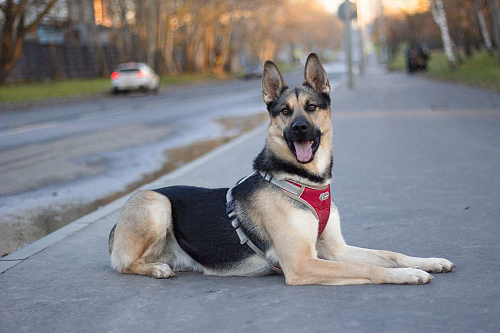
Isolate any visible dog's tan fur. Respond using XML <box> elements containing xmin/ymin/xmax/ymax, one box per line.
<box><xmin>109</xmin><ymin>54</ymin><xmax>454</xmax><ymax>285</ymax></box>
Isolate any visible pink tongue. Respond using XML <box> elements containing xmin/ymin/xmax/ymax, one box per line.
<box><xmin>294</xmin><ymin>141</ymin><xmax>312</xmax><ymax>162</ymax></box>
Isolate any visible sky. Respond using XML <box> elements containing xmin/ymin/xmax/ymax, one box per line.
<box><xmin>321</xmin><ymin>0</ymin><xmax>345</xmax><ymax>13</ymax></box>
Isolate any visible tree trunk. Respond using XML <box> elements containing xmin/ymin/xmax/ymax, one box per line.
<box><xmin>0</xmin><ymin>2</ymin><xmax>17</xmax><ymax>84</ymax></box>
<box><xmin>476</xmin><ymin>0</ymin><xmax>493</xmax><ymax>54</ymax></box>
<box><xmin>487</xmin><ymin>0</ymin><xmax>500</xmax><ymax>63</ymax></box>
<box><xmin>213</xmin><ymin>24</ymin><xmax>234</xmax><ymax>74</ymax></box>
<box><xmin>134</xmin><ymin>0</ymin><xmax>146</xmax><ymax>62</ymax></box>
<box><xmin>0</xmin><ymin>0</ymin><xmax>58</xmax><ymax>84</ymax></box>
<box><xmin>459</xmin><ymin>3</ymin><xmax>473</xmax><ymax>57</ymax></box>
<box><xmin>88</xmin><ymin>4</ymin><xmax>108</xmax><ymax>77</ymax></box>
<box><xmin>154</xmin><ymin>1</ymin><xmax>162</xmax><ymax>72</ymax></box>
<box><xmin>430</xmin><ymin>0</ymin><xmax>457</xmax><ymax>68</ymax></box>
<box><xmin>146</xmin><ymin>0</ymin><xmax>156</xmax><ymax>68</ymax></box>
<box><xmin>204</xmin><ymin>24</ymin><xmax>215</xmax><ymax>71</ymax></box>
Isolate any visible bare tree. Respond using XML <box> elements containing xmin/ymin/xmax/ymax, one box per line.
<box><xmin>476</xmin><ymin>0</ymin><xmax>493</xmax><ymax>54</ymax></box>
<box><xmin>2</xmin><ymin>0</ymin><xmax>345</xmax><ymax>81</ymax></box>
<box><xmin>0</xmin><ymin>0</ymin><xmax>58</xmax><ymax>84</ymax></box>
<box><xmin>430</xmin><ymin>0</ymin><xmax>457</xmax><ymax>68</ymax></box>
<box><xmin>487</xmin><ymin>0</ymin><xmax>500</xmax><ymax>63</ymax></box>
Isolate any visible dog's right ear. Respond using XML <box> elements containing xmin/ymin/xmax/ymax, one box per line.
<box><xmin>262</xmin><ymin>61</ymin><xmax>287</xmax><ymax>105</ymax></box>
<box><xmin>303</xmin><ymin>53</ymin><xmax>330</xmax><ymax>95</ymax></box>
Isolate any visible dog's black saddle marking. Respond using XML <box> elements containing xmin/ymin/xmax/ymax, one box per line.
<box><xmin>153</xmin><ymin>186</ymin><xmax>265</xmax><ymax>270</ymax></box>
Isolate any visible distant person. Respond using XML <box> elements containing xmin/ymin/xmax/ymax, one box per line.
<box><xmin>406</xmin><ymin>43</ymin><xmax>430</xmax><ymax>74</ymax></box>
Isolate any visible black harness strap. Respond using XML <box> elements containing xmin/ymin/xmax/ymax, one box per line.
<box><xmin>225</xmin><ymin>171</ymin><xmax>266</xmax><ymax>257</ymax></box>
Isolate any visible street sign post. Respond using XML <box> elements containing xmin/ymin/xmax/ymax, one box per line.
<box><xmin>338</xmin><ymin>0</ymin><xmax>357</xmax><ymax>90</ymax></box>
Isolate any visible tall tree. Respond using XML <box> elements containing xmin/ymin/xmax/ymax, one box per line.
<box><xmin>0</xmin><ymin>0</ymin><xmax>58</xmax><ymax>84</ymax></box>
<box><xmin>487</xmin><ymin>0</ymin><xmax>500</xmax><ymax>63</ymax></box>
<box><xmin>476</xmin><ymin>0</ymin><xmax>493</xmax><ymax>55</ymax></box>
<box><xmin>430</xmin><ymin>0</ymin><xmax>457</xmax><ymax>68</ymax></box>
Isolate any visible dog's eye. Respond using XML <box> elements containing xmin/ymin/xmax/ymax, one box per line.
<box><xmin>308</xmin><ymin>104</ymin><xmax>317</xmax><ymax>111</ymax></box>
<box><xmin>281</xmin><ymin>108</ymin><xmax>291</xmax><ymax>115</ymax></box>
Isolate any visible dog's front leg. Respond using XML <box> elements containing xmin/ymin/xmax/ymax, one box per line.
<box><xmin>316</xmin><ymin>203</ymin><xmax>455</xmax><ymax>273</ymax></box>
<box><xmin>281</xmin><ymin>257</ymin><xmax>433</xmax><ymax>286</ymax></box>
<box><xmin>270</xmin><ymin>210</ymin><xmax>432</xmax><ymax>286</ymax></box>
<box><xmin>325</xmin><ymin>244</ymin><xmax>455</xmax><ymax>273</ymax></box>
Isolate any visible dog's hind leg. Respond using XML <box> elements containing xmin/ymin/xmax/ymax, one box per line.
<box><xmin>109</xmin><ymin>191</ymin><xmax>175</xmax><ymax>279</ymax></box>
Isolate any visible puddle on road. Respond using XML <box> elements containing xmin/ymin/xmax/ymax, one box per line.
<box><xmin>0</xmin><ymin>113</ymin><xmax>268</xmax><ymax>257</ymax></box>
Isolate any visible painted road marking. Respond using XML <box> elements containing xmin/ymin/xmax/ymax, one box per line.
<box><xmin>0</xmin><ymin>121</ymin><xmax>57</xmax><ymax>137</ymax></box>
<box><xmin>77</xmin><ymin>110</ymin><xmax>132</xmax><ymax>121</ymax></box>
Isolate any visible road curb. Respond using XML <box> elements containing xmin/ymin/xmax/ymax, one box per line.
<box><xmin>0</xmin><ymin>122</ymin><xmax>268</xmax><ymax>273</ymax></box>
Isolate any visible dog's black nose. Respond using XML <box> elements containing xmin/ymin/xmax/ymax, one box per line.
<box><xmin>292</xmin><ymin>120</ymin><xmax>309</xmax><ymax>133</ymax></box>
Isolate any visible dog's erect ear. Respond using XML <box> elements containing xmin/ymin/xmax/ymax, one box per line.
<box><xmin>262</xmin><ymin>61</ymin><xmax>287</xmax><ymax>105</ymax></box>
<box><xmin>303</xmin><ymin>53</ymin><xmax>330</xmax><ymax>95</ymax></box>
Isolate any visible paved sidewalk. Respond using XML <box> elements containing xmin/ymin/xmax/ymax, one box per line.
<box><xmin>1</xmin><ymin>63</ymin><xmax>500</xmax><ymax>332</ymax></box>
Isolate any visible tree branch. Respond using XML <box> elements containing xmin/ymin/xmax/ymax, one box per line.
<box><xmin>16</xmin><ymin>10</ymin><xmax>25</xmax><ymax>42</ymax></box>
<box><xmin>25</xmin><ymin>0</ymin><xmax>58</xmax><ymax>33</ymax></box>
<box><xmin>1</xmin><ymin>0</ymin><xmax>13</xmax><ymax>14</ymax></box>
<box><xmin>13</xmin><ymin>0</ymin><xmax>29</xmax><ymax>19</ymax></box>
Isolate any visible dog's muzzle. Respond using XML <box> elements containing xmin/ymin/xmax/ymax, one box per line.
<box><xmin>284</xmin><ymin>118</ymin><xmax>321</xmax><ymax>164</ymax></box>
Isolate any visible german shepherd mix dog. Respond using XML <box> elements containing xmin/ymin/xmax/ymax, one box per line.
<box><xmin>108</xmin><ymin>54</ymin><xmax>454</xmax><ymax>285</ymax></box>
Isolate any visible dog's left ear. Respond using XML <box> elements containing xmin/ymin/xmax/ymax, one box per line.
<box><xmin>262</xmin><ymin>60</ymin><xmax>287</xmax><ymax>105</ymax></box>
<box><xmin>303</xmin><ymin>53</ymin><xmax>330</xmax><ymax>95</ymax></box>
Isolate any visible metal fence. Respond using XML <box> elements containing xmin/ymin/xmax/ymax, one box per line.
<box><xmin>9</xmin><ymin>42</ymin><xmax>120</xmax><ymax>82</ymax></box>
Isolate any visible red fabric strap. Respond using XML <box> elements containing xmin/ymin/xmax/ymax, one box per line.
<box><xmin>284</xmin><ymin>181</ymin><xmax>331</xmax><ymax>237</ymax></box>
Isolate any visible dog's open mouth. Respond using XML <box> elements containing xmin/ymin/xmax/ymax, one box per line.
<box><xmin>288</xmin><ymin>133</ymin><xmax>321</xmax><ymax>164</ymax></box>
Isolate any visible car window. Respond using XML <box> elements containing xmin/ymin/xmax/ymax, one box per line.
<box><xmin>119</xmin><ymin>68</ymin><xmax>140</xmax><ymax>72</ymax></box>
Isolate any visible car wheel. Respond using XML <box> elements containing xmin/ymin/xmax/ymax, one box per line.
<box><xmin>112</xmin><ymin>87</ymin><xmax>120</xmax><ymax>95</ymax></box>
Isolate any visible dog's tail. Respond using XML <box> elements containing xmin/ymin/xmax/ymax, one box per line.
<box><xmin>108</xmin><ymin>224</ymin><xmax>117</xmax><ymax>254</ymax></box>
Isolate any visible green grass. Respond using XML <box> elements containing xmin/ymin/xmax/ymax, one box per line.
<box><xmin>0</xmin><ymin>73</ymin><xmax>223</xmax><ymax>104</ymax></box>
<box><xmin>0</xmin><ymin>78</ymin><xmax>111</xmax><ymax>103</ymax></box>
<box><xmin>388</xmin><ymin>52</ymin><xmax>406</xmax><ymax>71</ymax></box>
<box><xmin>388</xmin><ymin>50</ymin><xmax>500</xmax><ymax>93</ymax></box>
<box><xmin>427</xmin><ymin>52</ymin><xmax>500</xmax><ymax>92</ymax></box>
<box><xmin>274</xmin><ymin>61</ymin><xmax>301</xmax><ymax>73</ymax></box>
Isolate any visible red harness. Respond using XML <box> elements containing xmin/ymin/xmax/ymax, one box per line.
<box><xmin>281</xmin><ymin>180</ymin><xmax>331</xmax><ymax>237</ymax></box>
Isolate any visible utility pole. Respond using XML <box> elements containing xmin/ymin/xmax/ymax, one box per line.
<box><xmin>357</xmin><ymin>21</ymin><xmax>365</xmax><ymax>76</ymax></box>
<box><xmin>338</xmin><ymin>0</ymin><xmax>357</xmax><ymax>90</ymax></box>
<box><xmin>356</xmin><ymin>0</ymin><xmax>365</xmax><ymax>76</ymax></box>
<box><xmin>345</xmin><ymin>18</ymin><xmax>354</xmax><ymax>89</ymax></box>
<box><xmin>377</xmin><ymin>0</ymin><xmax>389</xmax><ymax>63</ymax></box>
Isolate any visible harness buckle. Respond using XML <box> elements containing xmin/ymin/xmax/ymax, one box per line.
<box><xmin>231</xmin><ymin>219</ymin><xmax>240</xmax><ymax>229</ymax></box>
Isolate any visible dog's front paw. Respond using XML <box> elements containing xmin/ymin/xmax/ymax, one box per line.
<box><xmin>414</xmin><ymin>258</ymin><xmax>455</xmax><ymax>273</ymax></box>
<box><xmin>151</xmin><ymin>264</ymin><xmax>175</xmax><ymax>279</ymax></box>
<box><xmin>391</xmin><ymin>268</ymin><xmax>433</xmax><ymax>285</ymax></box>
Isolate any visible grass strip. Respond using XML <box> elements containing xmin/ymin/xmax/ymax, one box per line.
<box><xmin>389</xmin><ymin>50</ymin><xmax>500</xmax><ymax>93</ymax></box>
<box><xmin>0</xmin><ymin>73</ymin><xmax>219</xmax><ymax>104</ymax></box>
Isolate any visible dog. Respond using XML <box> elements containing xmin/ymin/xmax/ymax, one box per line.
<box><xmin>108</xmin><ymin>53</ymin><xmax>454</xmax><ymax>285</ymax></box>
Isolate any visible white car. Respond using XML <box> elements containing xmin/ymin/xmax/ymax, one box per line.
<box><xmin>111</xmin><ymin>62</ymin><xmax>160</xmax><ymax>94</ymax></box>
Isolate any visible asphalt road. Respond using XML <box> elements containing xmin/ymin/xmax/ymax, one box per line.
<box><xmin>0</xmin><ymin>64</ymin><xmax>346</xmax><ymax>256</ymax></box>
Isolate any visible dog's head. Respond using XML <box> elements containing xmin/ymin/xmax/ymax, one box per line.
<box><xmin>262</xmin><ymin>53</ymin><xmax>332</xmax><ymax>174</ymax></box>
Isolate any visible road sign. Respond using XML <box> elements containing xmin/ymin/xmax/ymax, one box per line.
<box><xmin>338</xmin><ymin>0</ymin><xmax>357</xmax><ymax>21</ymax></box>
